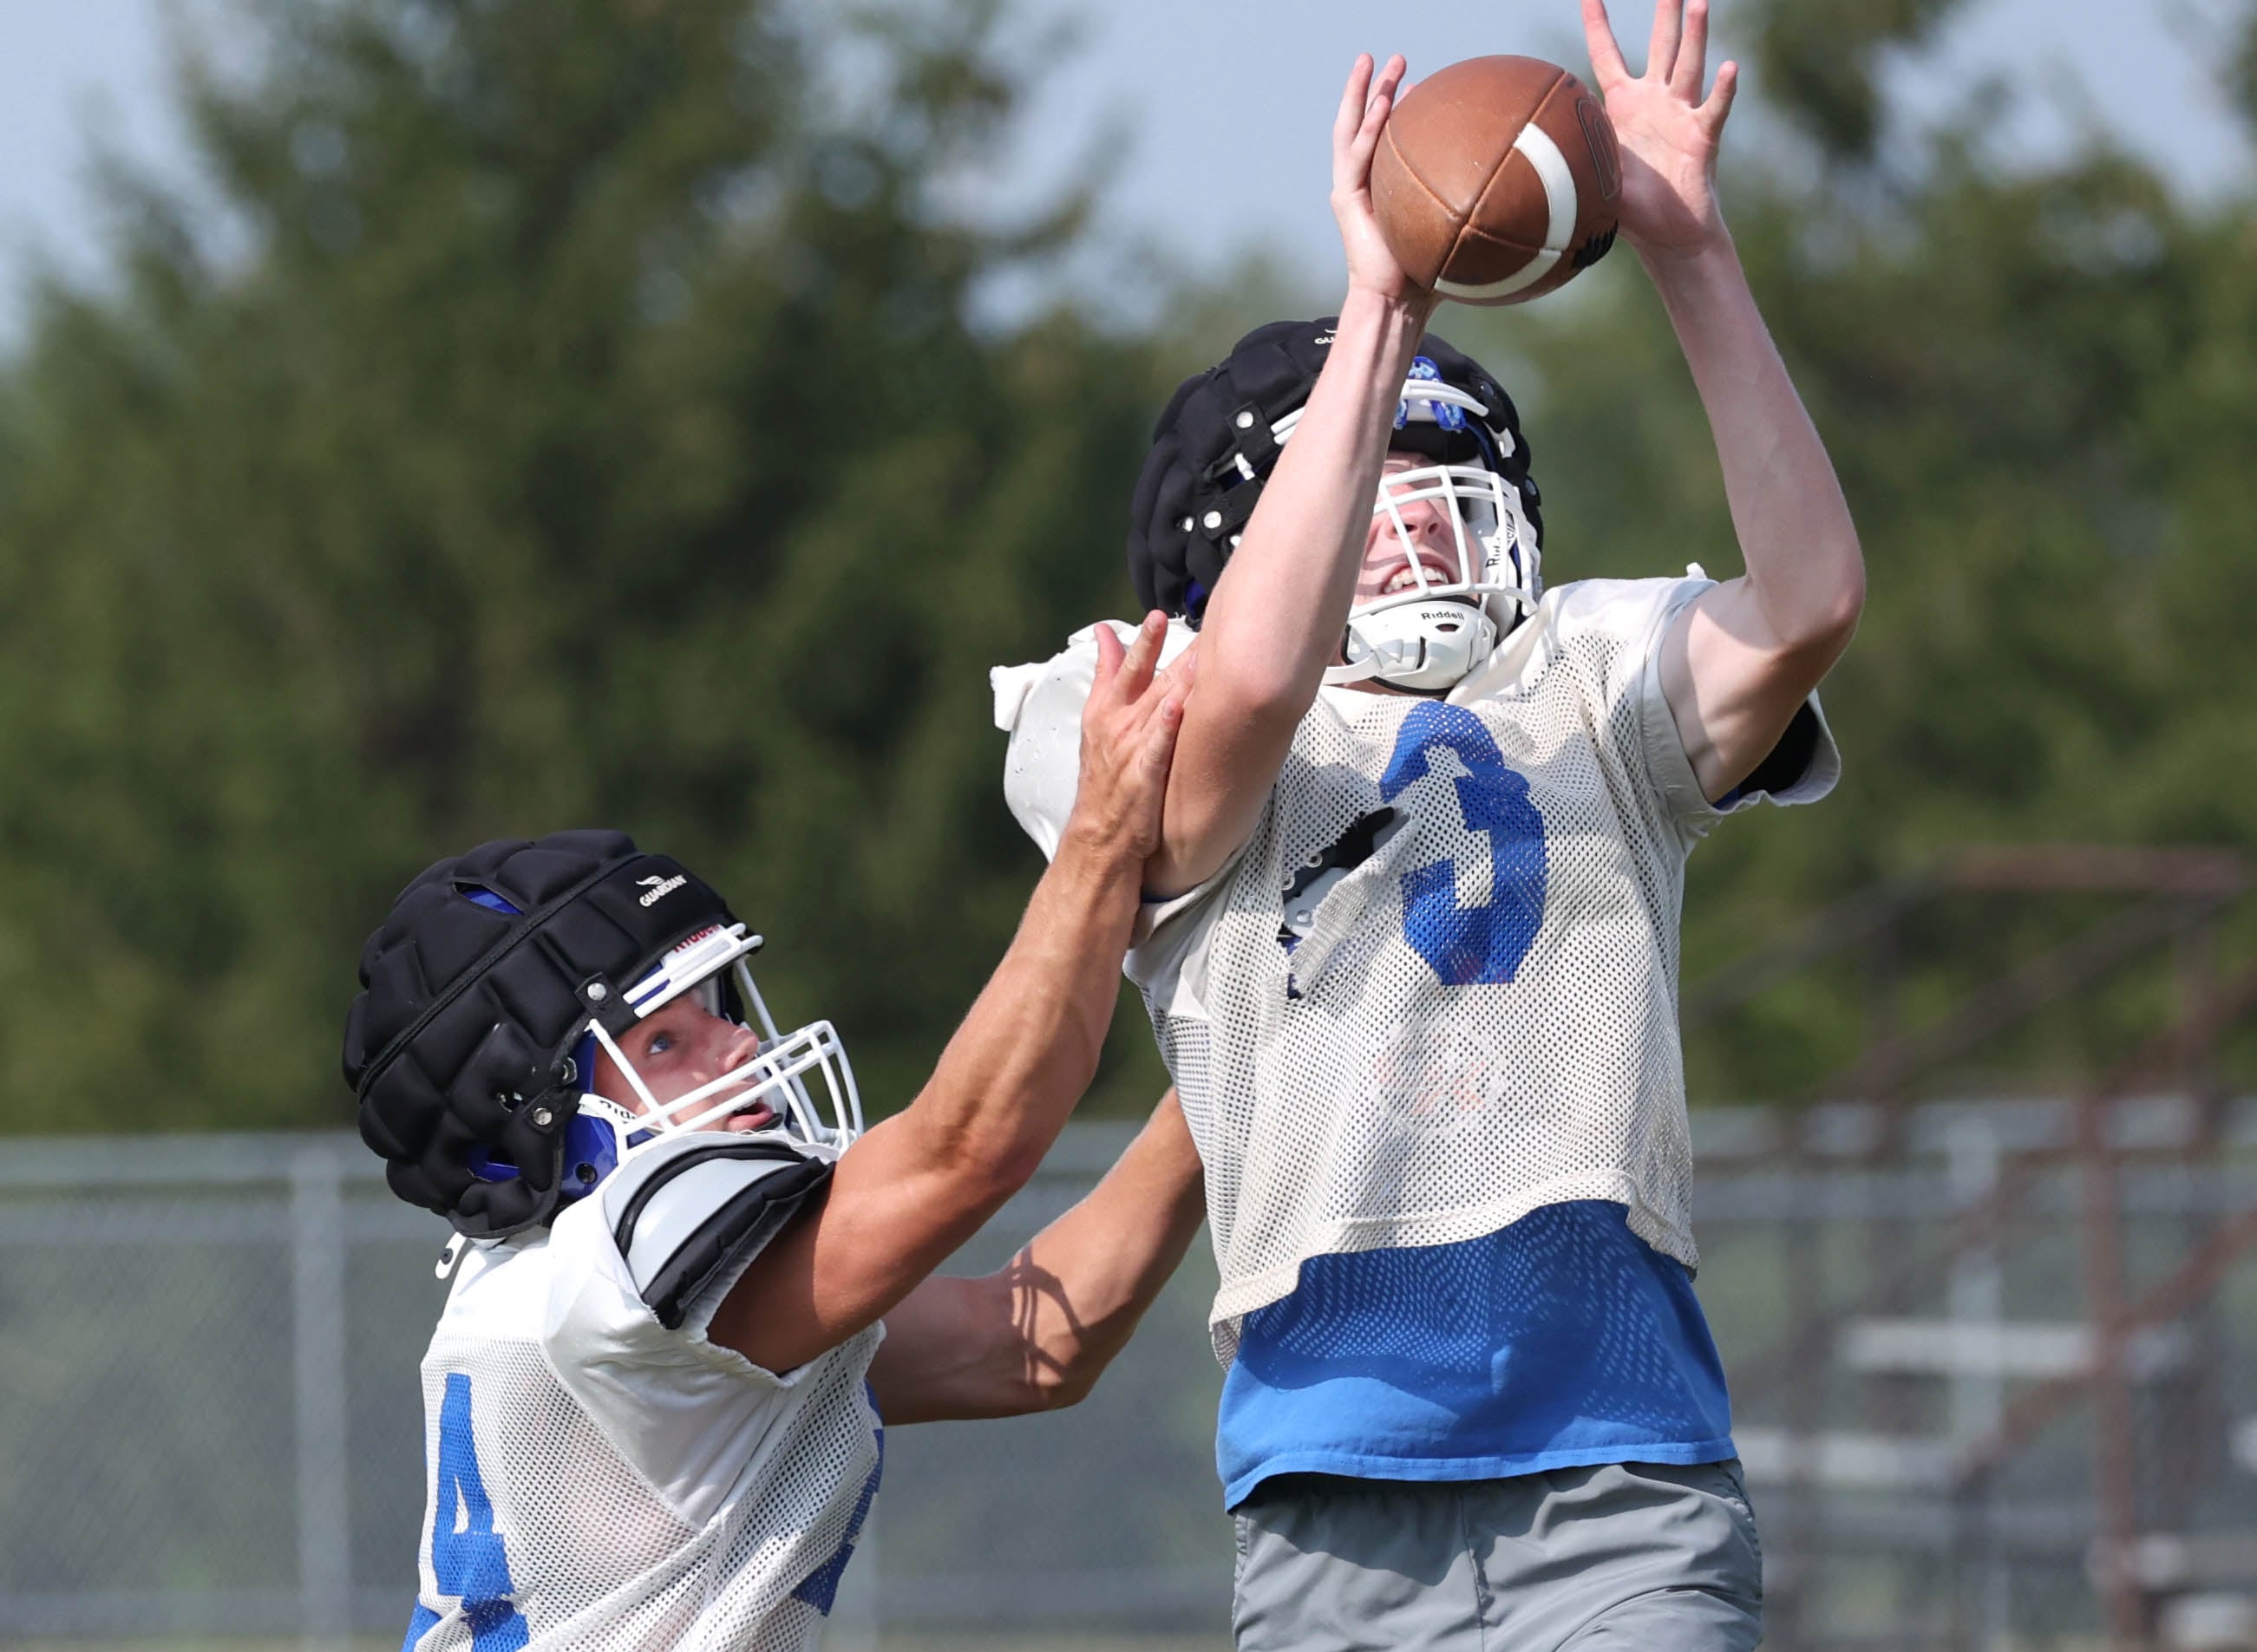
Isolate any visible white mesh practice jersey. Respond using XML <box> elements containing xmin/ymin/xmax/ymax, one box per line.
<box><xmin>397</xmin><ymin>1188</ymin><xmax>884</xmax><ymax>1652</ymax></box>
<box><xmin>994</xmin><ymin>577</ymin><xmax>1838</xmax><ymax>1361</ymax></box>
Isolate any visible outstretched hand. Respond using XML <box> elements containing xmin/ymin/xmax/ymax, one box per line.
<box><xmin>1330</xmin><ymin>53</ymin><xmax>1432</xmax><ymax>309</ymax></box>
<box><xmin>1581</xmin><ymin>0</ymin><xmax>1738</xmax><ymax>260</ymax></box>
<box><xmin>1070</xmin><ymin>615</ymin><xmax>1194</xmax><ymax>866</ymax></box>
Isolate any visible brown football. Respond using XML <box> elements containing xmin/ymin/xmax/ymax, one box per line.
<box><xmin>1371</xmin><ymin>55</ymin><xmax>1624</xmax><ymax>307</ymax></box>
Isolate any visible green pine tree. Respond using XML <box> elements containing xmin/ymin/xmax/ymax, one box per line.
<box><xmin>0</xmin><ymin>0</ymin><xmax>1173</xmax><ymax>1133</ymax></box>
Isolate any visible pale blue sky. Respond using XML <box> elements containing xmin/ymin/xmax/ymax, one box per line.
<box><xmin>0</xmin><ymin>0</ymin><xmax>2244</xmax><ymax>322</ymax></box>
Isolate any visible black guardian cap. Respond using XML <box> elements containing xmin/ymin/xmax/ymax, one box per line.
<box><xmin>343</xmin><ymin>830</ymin><xmax>742</xmax><ymax>1237</ymax></box>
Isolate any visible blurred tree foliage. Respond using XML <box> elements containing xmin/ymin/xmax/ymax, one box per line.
<box><xmin>0</xmin><ymin>0</ymin><xmax>2253</xmax><ymax>1134</ymax></box>
<box><xmin>1736</xmin><ymin>0</ymin><xmax>1960</xmax><ymax>160</ymax></box>
<box><xmin>0</xmin><ymin>0</ymin><xmax>1177</xmax><ymax>1130</ymax></box>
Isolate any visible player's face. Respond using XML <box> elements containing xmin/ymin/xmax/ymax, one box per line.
<box><xmin>591</xmin><ymin>995</ymin><xmax>779</xmax><ymax>1133</ymax></box>
<box><xmin>1355</xmin><ymin>450</ymin><xmax>1476</xmax><ymax>605</ymax></box>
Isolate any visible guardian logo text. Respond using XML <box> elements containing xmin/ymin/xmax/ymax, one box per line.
<box><xmin>637</xmin><ymin>874</ymin><xmax>688</xmax><ymax>908</ymax></box>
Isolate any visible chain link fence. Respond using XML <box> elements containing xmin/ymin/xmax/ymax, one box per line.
<box><xmin>5</xmin><ymin>1101</ymin><xmax>2255</xmax><ymax>1649</ymax></box>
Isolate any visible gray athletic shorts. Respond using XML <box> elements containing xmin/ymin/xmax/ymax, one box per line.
<box><xmin>1230</xmin><ymin>1459</ymin><xmax>1763</xmax><ymax>1652</ymax></box>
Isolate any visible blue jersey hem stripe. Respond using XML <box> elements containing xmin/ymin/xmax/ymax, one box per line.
<box><xmin>1222</xmin><ymin>1434</ymin><xmax>1740</xmax><ymax>1511</ymax></box>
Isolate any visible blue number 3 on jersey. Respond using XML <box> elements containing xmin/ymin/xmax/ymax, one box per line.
<box><xmin>403</xmin><ymin>1374</ymin><xmax>531</xmax><ymax>1652</ymax></box>
<box><xmin>1379</xmin><ymin>702</ymin><xmax>1548</xmax><ymax>988</ymax></box>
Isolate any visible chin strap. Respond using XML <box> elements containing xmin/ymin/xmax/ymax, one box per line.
<box><xmin>1331</xmin><ymin>604</ymin><xmax>1500</xmax><ymax>694</ymax></box>
<box><xmin>1322</xmin><ymin>650</ymin><xmax>1384</xmax><ymax>687</ymax></box>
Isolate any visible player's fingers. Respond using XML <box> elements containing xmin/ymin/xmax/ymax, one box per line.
<box><xmin>1580</xmin><ymin>0</ymin><xmax>1632</xmax><ymax>88</ymax></box>
<box><xmin>1160</xmin><ymin>638</ymin><xmax>1200</xmax><ymax>699</ymax></box>
<box><xmin>1344</xmin><ymin>56</ymin><xmax>1403</xmax><ymax>177</ymax></box>
<box><xmin>1116</xmin><ymin>611</ymin><xmax>1167</xmax><ymax>701</ymax></box>
<box><xmin>1123</xmin><ymin>662</ymin><xmax>1192</xmax><ymax>756</ymax></box>
<box><xmin>1370</xmin><ymin>55</ymin><xmax>1408</xmax><ymax>115</ymax></box>
<box><xmin>1332</xmin><ymin>53</ymin><xmax>1375</xmax><ymax>162</ymax></box>
<box><xmin>1350</xmin><ymin>87</ymin><xmax>1392</xmax><ymax>173</ymax></box>
<box><xmin>1134</xmin><ymin>643</ymin><xmax>1198</xmax><ymax>740</ymax></box>
<box><xmin>1647</xmin><ymin>0</ymin><xmax>1684</xmax><ymax>83</ymax></box>
<box><xmin>1671</xmin><ymin>0</ymin><xmax>1710</xmax><ymax>99</ymax></box>
<box><xmin>1699</xmin><ymin>58</ymin><xmax>1739</xmax><ymax>136</ymax></box>
<box><xmin>1136</xmin><ymin>689</ymin><xmax>1187</xmax><ymax>784</ymax></box>
<box><xmin>1090</xmin><ymin>618</ymin><xmax>1126</xmax><ymax>701</ymax></box>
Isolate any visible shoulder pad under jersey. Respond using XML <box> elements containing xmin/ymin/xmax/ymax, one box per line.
<box><xmin>597</xmin><ymin>1133</ymin><xmax>836</xmax><ymax>1330</ymax></box>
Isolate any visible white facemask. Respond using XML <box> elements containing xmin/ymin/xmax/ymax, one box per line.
<box><xmin>581</xmin><ymin>924</ymin><xmax>863</xmax><ymax>1155</ymax></box>
<box><xmin>1262</xmin><ymin>375</ymin><xmax>1542</xmax><ymax>694</ymax></box>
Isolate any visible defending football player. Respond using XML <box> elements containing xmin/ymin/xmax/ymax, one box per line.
<box><xmin>992</xmin><ymin>10</ymin><xmax>1862</xmax><ymax>1649</ymax></box>
<box><xmin>348</xmin><ymin>617</ymin><xmax>1208</xmax><ymax>1650</ymax></box>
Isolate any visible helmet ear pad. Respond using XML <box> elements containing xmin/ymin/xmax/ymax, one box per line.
<box><xmin>363</xmin><ymin>967</ymin><xmax>582</xmax><ymax>1238</ymax></box>
<box><xmin>455</xmin><ymin>1016</ymin><xmax>572</xmax><ymax>1224</ymax></box>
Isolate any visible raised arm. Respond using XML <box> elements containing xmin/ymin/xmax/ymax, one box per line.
<box><xmin>1146</xmin><ymin>55</ymin><xmax>1439</xmax><ymax>898</ymax></box>
<box><xmin>867</xmin><ymin>1089</ymin><xmax>1207</xmax><ymax>1423</ymax></box>
<box><xmin>1585</xmin><ymin>0</ymin><xmax>1865</xmax><ymax>800</ymax></box>
<box><xmin>705</xmin><ymin>617</ymin><xmax>1190</xmax><ymax>1374</ymax></box>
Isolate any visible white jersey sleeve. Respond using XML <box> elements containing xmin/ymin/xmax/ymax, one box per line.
<box><xmin>540</xmin><ymin>1139</ymin><xmax>850</xmax><ymax>1530</ymax></box>
<box><xmin>992</xmin><ymin>616</ymin><xmax>1226</xmax><ymax>1004</ymax></box>
<box><xmin>1463</xmin><ymin>573</ymin><xmax>1841</xmax><ymax>835</ymax></box>
<box><xmin>991</xmin><ymin>617</ymin><xmax>1199</xmax><ymax>861</ymax></box>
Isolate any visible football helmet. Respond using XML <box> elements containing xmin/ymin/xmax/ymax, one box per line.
<box><xmin>344</xmin><ymin>831</ymin><xmax>860</xmax><ymax>1238</ymax></box>
<box><xmin>1128</xmin><ymin>318</ymin><xmax>1543</xmax><ymax>693</ymax></box>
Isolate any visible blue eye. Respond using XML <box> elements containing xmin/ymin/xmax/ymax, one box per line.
<box><xmin>645</xmin><ymin>1031</ymin><xmax>673</xmax><ymax>1058</ymax></box>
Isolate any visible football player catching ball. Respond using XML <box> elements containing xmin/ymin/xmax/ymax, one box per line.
<box><xmin>994</xmin><ymin>4</ymin><xmax>1862</xmax><ymax>1647</ymax></box>
<box><xmin>349</xmin><ymin>618</ymin><xmax>1207</xmax><ymax>1650</ymax></box>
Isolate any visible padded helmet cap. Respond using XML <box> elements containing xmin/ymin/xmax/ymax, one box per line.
<box><xmin>343</xmin><ymin>830</ymin><xmax>741</xmax><ymax>1237</ymax></box>
<box><xmin>1127</xmin><ymin>317</ymin><xmax>1541</xmax><ymax>622</ymax></box>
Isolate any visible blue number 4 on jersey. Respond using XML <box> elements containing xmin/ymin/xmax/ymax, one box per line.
<box><xmin>402</xmin><ymin>1374</ymin><xmax>531</xmax><ymax>1652</ymax></box>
